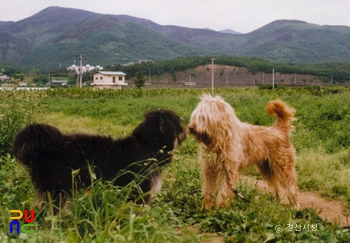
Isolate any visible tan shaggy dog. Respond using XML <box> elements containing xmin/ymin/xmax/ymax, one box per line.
<box><xmin>188</xmin><ymin>94</ymin><xmax>300</xmax><ymax>210</ymax></box>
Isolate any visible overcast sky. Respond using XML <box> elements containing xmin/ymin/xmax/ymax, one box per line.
<box><xmin>2</xmin><ymin>0</ymin><xmax>350</xmax><ymax>33</ymax></box>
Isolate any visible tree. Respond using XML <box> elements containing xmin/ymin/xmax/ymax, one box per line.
<box><xmin>28</xmin><ymin>67</ymin><xmax>38</xmax><ymax>79</ymax></box>
<box><xmin>33</xmin><ymin>74</ymin><xmax>49</xmax><ymax>85</ymax></box>
<box><xmin>133</xmin><ymin>70</ymin><xmax>147</xmax><ymax>89</ymax></box>
<box><xmin>10</xmin><ymin>72</ymin><xmax>25</xmax><ymax>84</ymax></box>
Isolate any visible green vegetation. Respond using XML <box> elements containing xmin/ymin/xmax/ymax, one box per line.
<box><xmin>105</xmin><ymin>56</ymin><xmax>350</xmax><ymax>83</ymax></box>
<box><xmin>0</xmin><ymin>64</ymin><xmax>26</xmax><ymax>84</ymax></box>
<box><xmin>18</xmin><ymin>19</ymin><xmax>216</xmax><ymax>71</ymax></box>
<box><xmin>0</xmin><ymin>90</ymin><xmax>46</xmax><ymax>154</ymax></box>
<box><xmin>239</xmin><ymin>20</ymin><xmax>350</xmax><ymax>63</ymax></box>
<box><xmin>133</xmin><ymin>70</ymin><xmax>147</xmax><ymax>89</ymax></box>
<box><xmin>2</xmin><ymin>56</ymin><xmax>350</xmax><ymax>87</ymax></box>
<box><xmin>1</xmin><ymin>87</ymin><xmax>350</xmax><ymax>242</ymax></box>
<box><xmin>3</xmin><ymin>7</ymin><xmax>350</xmax><ymax>70</ymax></box>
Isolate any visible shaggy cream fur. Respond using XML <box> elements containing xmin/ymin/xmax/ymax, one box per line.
<box><xmin>188</xmin><ymin>94</ymin><xmax>299</xmax><ymax>210</ymax></box>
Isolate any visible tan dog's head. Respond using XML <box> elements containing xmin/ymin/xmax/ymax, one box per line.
<box><xmin>188</xmin><ymin>94</ymin><xmax>241</xmax><ymax>147</ymax></box>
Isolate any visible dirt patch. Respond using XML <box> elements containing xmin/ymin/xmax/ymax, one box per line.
<box><xmin>146</xmin><ymin>65</ymin><xmax>350</xmax><ymax>87</ymax></box>
<box><xmin>194</xmin><ymin>176</ymin><xmax>350</xmax><ymax>242</ymax></box>
<box><xmin>241</xmin><ymin>176</ymin><xmax>350</xmax><ymax>227</ymax></box>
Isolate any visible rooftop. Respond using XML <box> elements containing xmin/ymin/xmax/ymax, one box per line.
<box><xmin>98</xmin><ymin>71</ymin><xmax>126</xmax><ymax>76</ymax></box>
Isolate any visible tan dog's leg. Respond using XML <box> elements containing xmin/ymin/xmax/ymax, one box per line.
<box><xmin>200</xmin><ymin>153</ymin><xmax>218</xmax><ymax>210</ymax></box>
<box><xmin>272</xmin><ymin>153</ymin><xmax>300</xmax><ymax>209</ymax></box>
<box><xmin>257</xmin><ymin>160</ymin><xmax>282</xmax><ymax>201</ymax></box>
<box><xmin>216</xmin><ymin>157</ymin><xmax>239</xmax><ymax>208</ymax></box>
<box><xmin>279</xmin><ymin>168</ymin><xmax>300</xmax><ymax>210</ymax></box>
<box><xmin>258</xmin><ymin>159</ymin><xmax>300</xmax><ymax>209</ymax></box>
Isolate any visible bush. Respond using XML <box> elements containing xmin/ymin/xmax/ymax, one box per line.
<box><xmin>258</xmin><ymin>84</ymin><xmax>283</xmax><ymax>90</ymax></box>
<box><xmin>0</xmin><ymin>90</ymin><xmax>46</xmax><ymax>155</ymax></box>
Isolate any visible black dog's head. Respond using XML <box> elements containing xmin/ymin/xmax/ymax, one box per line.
<box><xmin>132</xmin><ymin>109</ymin><xmax>186</xmax><ymax>151</ymax></box>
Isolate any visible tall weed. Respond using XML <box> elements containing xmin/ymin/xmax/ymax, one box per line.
<box><xmin>0</xmin><ymin>90</ymin><xmax>46</xmax><ymax>155</ymax></box>
<box><xmin>0</xmin><ymin>155</ymin><xmax>198</xmax><ymax>242</ymax></box>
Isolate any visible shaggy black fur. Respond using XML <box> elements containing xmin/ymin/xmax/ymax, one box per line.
<box><xmin>13</xmin><ymin>109</ymin><xmax>186</xmax><ymax>208</ymax></box>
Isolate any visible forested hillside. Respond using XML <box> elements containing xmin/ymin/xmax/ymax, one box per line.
<box><xmin>1</xmin><ymin>7</ymin><xmax>350</xmax><ymax>71</ymax></box>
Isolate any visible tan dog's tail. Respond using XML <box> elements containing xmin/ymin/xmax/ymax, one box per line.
<box><xmin>265</xmin><ymin>99</ymin><xmax>296</xmax><ymax>135</ymax></box>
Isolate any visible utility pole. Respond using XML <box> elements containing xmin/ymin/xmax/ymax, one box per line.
<box><xmin>211</xmin><ymin>58</ymin><xmax>215</xmax><ymax>95</ymax></box>
<box><xmin>331</xmin><ymin>73</ymin><xmax>333</xmax><ymax>85</ymax></box>
<box><xmin>272</xmin><ymin>68</ymin><xmax>275</xmax><ymax>90</ymax></box>
<box><xmin>262</xmin><ymin>72</ymin><xmax>265</xmax><ymax>84</ymax></box>
<box><xmin>149</xmin><ymin>69</ymin><xmax>151</xmax><ymax>84</ymax></box>
<box><xmin>77</xmin><ymin>54</ymin><xmax>85</xmax><ymax>88</ymax></box>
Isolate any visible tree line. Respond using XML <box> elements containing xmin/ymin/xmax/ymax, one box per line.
<box><xmin>104</xmin><ymin>56</ymin><xmax>350</xmax><ymax>83</ymax></box>
<box><xmin>1</xmin><ymin>56</ymin><xmax>350</xmax><ymax>85</ymax></box>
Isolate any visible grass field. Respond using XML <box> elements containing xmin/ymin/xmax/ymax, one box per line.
<box><xmin>0</xmin><ymin>86</ymin><xmax>350</xmax><ymax>242</ymax></box>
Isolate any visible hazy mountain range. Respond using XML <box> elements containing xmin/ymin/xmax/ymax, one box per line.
<box><xmin>1</xmin><ymin>6</ymin><xmax>350</xmax><ymax>71</ymax></box>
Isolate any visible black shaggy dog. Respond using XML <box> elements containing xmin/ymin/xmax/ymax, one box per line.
<box><xmin>13</xmin><ymin>109</ymin><xmax>186</xmax><ymax>209</ymax></box>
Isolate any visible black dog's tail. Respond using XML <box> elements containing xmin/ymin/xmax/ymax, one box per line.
<box><xmin>13</xmin><ymin>124</ymin><xmax>63</xmax><ymax>167</ymax></box>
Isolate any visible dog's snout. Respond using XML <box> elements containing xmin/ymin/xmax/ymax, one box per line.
<box><xmin>188</xmin><ymin>122</ymin><xmax>196</xmax><ymax>133</ymax></box>
<box><xmin>179</xmin><ymin>131</ymin><xmax>187</xmax><ymax>142</ymax></box>
<box><xmin>188</xmin><ymin>126</ymin><xmax>195</xmax><ymax>134</ymax></box>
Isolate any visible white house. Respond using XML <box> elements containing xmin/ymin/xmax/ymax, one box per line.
<box><xmin>92</xmin><ymin>71</ymin><xmax>128</xmax><ymax>90</ymax></box>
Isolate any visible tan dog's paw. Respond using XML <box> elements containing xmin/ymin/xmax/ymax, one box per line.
<box><xmin>202</xmin><ymin>195</ymin><xmax>214</xmax><ymax>210</ymax></box>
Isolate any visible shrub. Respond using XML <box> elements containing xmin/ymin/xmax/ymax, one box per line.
<box><xmin>0</xmin><ymin>90</ymin><xmax>46</xmax><ymax>155</ymax></box>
